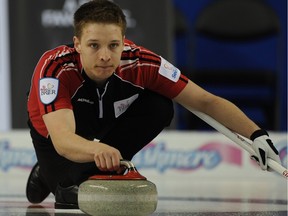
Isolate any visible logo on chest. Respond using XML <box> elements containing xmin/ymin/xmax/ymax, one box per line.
<box><xmin>114</xmin><ymin>94</ymin><xmax>139</xmax><ymax>118</ymax></box>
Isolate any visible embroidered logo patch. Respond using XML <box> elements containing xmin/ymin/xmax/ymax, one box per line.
<box><xmin>114</xmin><ymin>94</ymin><xmax>139</xmax><ymax>118</ymax></box>
<box><xmin>159</xmin><ymin>56</ymin><xmax>180</xmax><ymax>82</ymax></box>
<box><xmin>39</xmin><ymin>78</ymin><xmax>59</xmax><ymax>104</ymax></box>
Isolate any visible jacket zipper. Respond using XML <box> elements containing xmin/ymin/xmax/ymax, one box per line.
<box><xmin>96</xmin><ymin>82</ymin><xmax>109</xmax><ymax>118</ymax></box>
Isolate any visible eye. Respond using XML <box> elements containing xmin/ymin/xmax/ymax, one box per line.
<box><xmin>90</xmin><ymin>43</ymin><xmax>99</xmax><ymax>49</ymax></box>
<box><xmin>109</xmin><ymin>43</ymin><xmax>119</xmax><ymax>49</ymax></box>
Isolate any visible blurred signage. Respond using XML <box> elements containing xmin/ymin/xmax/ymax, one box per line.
<box><xmin>0</xmin><ymin>130</ymin><xmax>286</xmax><ymax>195</ymax></box>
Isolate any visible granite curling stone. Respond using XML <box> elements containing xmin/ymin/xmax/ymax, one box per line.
<box><xmin>78</xmin><ymin>160</ymin><xmax>158</xmax><ymax>216</ymax></box>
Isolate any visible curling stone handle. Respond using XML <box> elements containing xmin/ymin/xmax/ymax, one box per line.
<box><xmin>120</xmin><ymin>159</ymin><xmax>136</xmax><ymax>170</ymax></box>
<box><xmin>119</xmin><ymin>159</ymin><xmax>147</xmax><ymax>179</ymax></box>
<box><xmin>88</xmin><ymin>159</ymin><xmax>146</xmax><ymax>180</ymax></box>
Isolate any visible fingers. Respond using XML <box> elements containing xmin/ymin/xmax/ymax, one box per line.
<box><xmin>95</xmin><ymin>153</ymin><xmax>121</xmax><ymax>171</ymax></box>
<box><xmin>252</xmin><ymin>147</ymin><xmax>268</xmax><ymax>170</ymax></box>
<box><xmin>252</xmin><ymin>136</ymin><xmax>269</xmax><ymax>170</ymax></box>
<box><xmin>251</xmin><ymin>155</ymin><xmax>259</xmax><ymax>164</ymax></box>
<box><xmin>94</xmin><ymin>145</ymin><xmax>123</xmax><ymax>172</ymax></box>
<box><xmin>266</xmin><ymin>139</ymin><xmax>279</xmax><ymax>155</ymax></box>
<box><xmin>258</xmin><ymin>148</ymin><xmax>267</xmax><ymax>170</ymax></box>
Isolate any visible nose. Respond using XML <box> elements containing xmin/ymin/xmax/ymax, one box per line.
<box><xmin>99</xmin><ymin>47</ymin><xmax>111</xmax><ymax>62</ymax></box>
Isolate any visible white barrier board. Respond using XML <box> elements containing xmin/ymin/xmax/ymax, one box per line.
<box><xmin>0</xmin><ymin>130</ymin><xmax>287</xmax><ymax>196</ymax></box>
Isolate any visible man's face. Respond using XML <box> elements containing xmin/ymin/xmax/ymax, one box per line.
<box><xmin>74</xmin><ymin>23</ymin><xmax>124</xmax><ymax>85</ymax></box>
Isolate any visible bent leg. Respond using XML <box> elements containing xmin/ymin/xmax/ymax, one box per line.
<box><xmin>100</xmin><ymin>90</ymin><xmax>174</xmax><ymax>160</ymax></box>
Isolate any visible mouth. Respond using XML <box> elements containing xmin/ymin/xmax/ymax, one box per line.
<box><xmin>96</xmin><ymin>65</ymin><xmax>113</xmax><ymax>69</ymax></box>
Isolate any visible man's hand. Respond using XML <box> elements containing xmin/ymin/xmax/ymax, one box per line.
<box><xmin>93</xmin><ymin>142</ymin><xmax>123</xmax><ymax>172</ymax></box>
<box><xmin>251</xmin><ymin>129</ymin><xmax>281</xmax><ymax>171</ymax></box>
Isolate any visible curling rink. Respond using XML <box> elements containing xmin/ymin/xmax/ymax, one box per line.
<box><xmin>0</xmin><ymin>179</ymin><xmax>287</xmax><ymax>215</ymax></box>
<box><xmin>0</xmin><ymin>130</ymin><xmax>287</xmax><ymax>215</ymax></box>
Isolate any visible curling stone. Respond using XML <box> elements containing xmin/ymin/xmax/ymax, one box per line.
<box><xmin>78</xmin><ymin>160</ymin><xmax>157</xmax><ymax>216</ymax></box>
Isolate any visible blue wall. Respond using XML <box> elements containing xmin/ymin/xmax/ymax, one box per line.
<box><xmin>173</xmin><ymin>0</ymin><xmax>287</xmax><ymax>131</ymax></box>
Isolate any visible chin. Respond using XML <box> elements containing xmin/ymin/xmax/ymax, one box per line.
<box><xmin>95</xmin><ymin>73</ymin><xmax>113</xmax><ymax>82</ymax></box>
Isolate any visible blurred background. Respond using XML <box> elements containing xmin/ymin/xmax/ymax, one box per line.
<box><xmin>0</xmin><ymin>0</ymin><xmax>287</xmax><ymax>132</ymax></box>
<box><xmin>0</xmin><ymin>1</ymin><xmax>287</xmax><ymax>208</ymax></box>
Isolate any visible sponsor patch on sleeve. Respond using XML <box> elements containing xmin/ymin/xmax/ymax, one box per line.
<box><xmin>159</xmin><ymin>56</ymin><xmax>180</xmax><ymax>82</ymax></box>
<box><xmin>39</xmin><ymin>78</ymin><xmax>59</xmax><ymax>105</ymax></box>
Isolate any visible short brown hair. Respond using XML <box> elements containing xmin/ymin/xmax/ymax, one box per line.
<box><xmin>74</xmin><ymin>0</ymin><xmax>127</xmax><ymax>38</ymax></box>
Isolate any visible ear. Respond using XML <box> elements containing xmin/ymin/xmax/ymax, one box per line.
<box><xmin>73</xmin><ymin>36</ymin><xmax>81</xmax><ymax>53</ymax></box>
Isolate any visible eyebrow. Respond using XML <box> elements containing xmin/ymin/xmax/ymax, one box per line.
<box><xmin>87</xmin><ymin>39</ymin><xmax>121</xmax><ymax>43</ymax></box>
